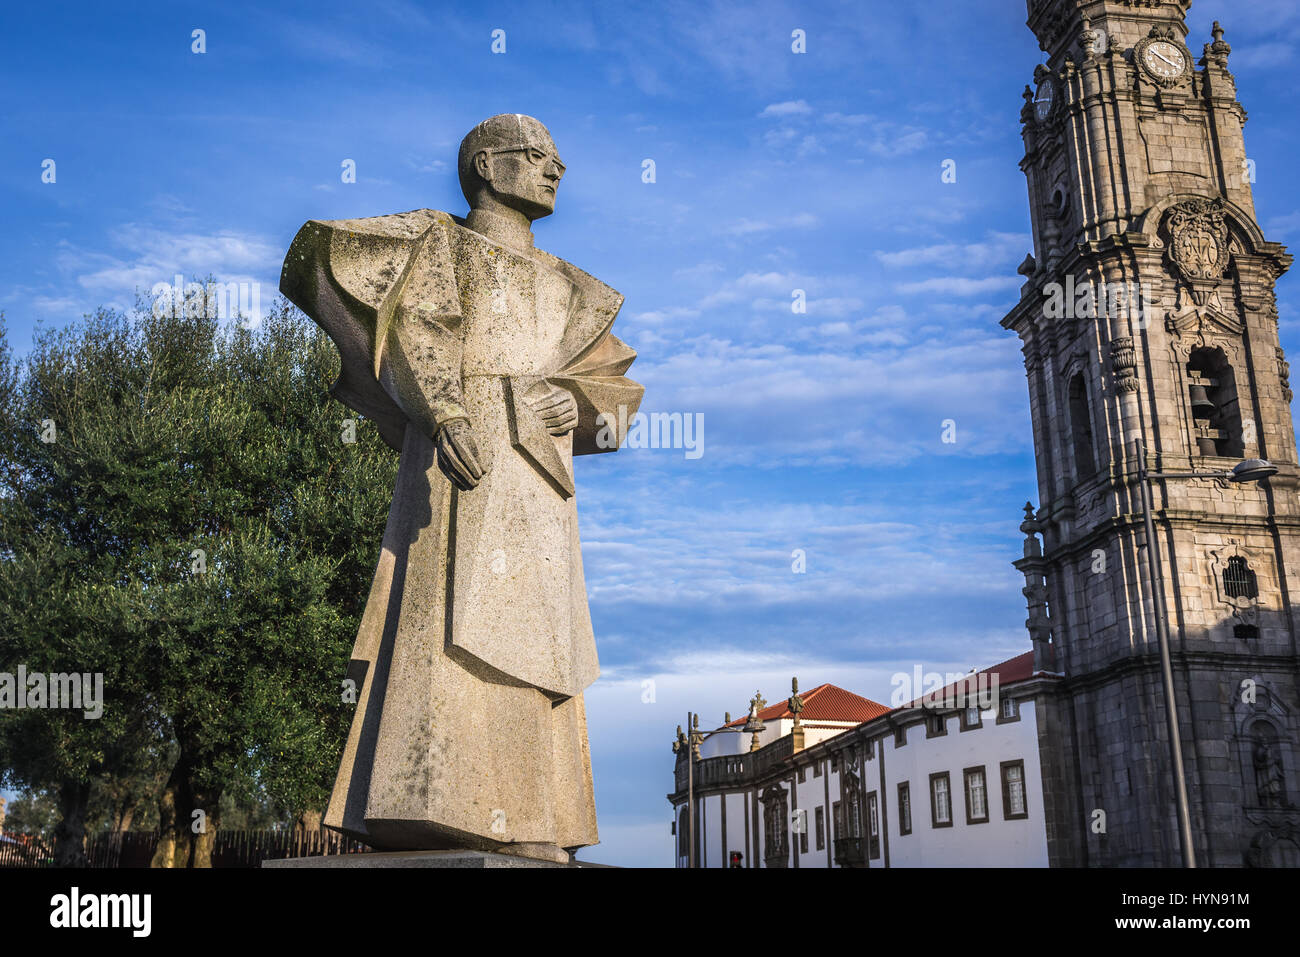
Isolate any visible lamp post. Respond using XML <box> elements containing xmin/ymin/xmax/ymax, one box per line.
<box><xmin>1133</xmin><ymin>437</ymin><xmax>1277</xmax><ymax>868</ymax></box>
<box><xmin>673</xmin><ymin>698</ymin><xmax>765</xmax><ymax>868</ymax></box>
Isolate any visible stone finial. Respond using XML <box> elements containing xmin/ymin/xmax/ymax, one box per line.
<box><xmin>788</xmin><ymin>678</ymin><xmax>806</xmax><ymax>752</ymax></box>
<box><xmin>1079</xmin><ymin>16</ymin><xmax>1107</xmax><ymax>60</ymax></box>
<box><xmin>673</xmin><ymin>724</ymin><xmax>686</xmax><ymax>755</ymax></box>
<box><xmin>788</xmin><ymin>677</ymin><xmax>805</xmax><ymax>726</ymax></box>
<box><xmin>1020</xmin><ymin>502</ymin><xmax>1043</xmax><ymax>534</ymax></box>
<box><xmin>1020</xmin><ymin>503</ymin><xmax>1044</xmax><ymax>560</ymax></box>
<box><xmin>744</xmin><ymin>691</ymin><xmax>768</xmax><ymax>751</ymax></box>
<box><xmin>1211</xmin><ymin>21</ymin><xmax>1230</xmax><ymax>54</ymax></box>
<box><xmin>1204</xmin><ymin>20</ymin><xmax>1231</xmax><ymax>66</ymax></box>
<box><xmin>724</xmin><ymin>712</ymin><xmax>731</xmax><ymax>725</ymax></box>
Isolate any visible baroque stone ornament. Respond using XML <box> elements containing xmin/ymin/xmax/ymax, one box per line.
<box><xmin>1164</xmin><ymin>197</ymin><xmax>1230</xmax><ymax>306</ymax></box>
<box><xmin>280</xmin><ymin>114</ymin><xmax>643</xmax><ymax>864</ymax></box>
<box><xmin>1109</xmin><ymin>336</ymin><xmax>1139</xmax><ymax>394</ymax></box>
<box><xmin>1202</xmin><ymin>20</ymin><xmax>1232</xmax><ymax>68</ymax></box>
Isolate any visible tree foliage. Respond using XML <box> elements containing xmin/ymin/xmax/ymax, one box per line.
<box><xmin>0</xmin><ymin>300</ymin><xmax>397</xmax><ymax>865</ymax></box>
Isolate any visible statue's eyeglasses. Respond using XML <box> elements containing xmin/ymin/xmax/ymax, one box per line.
<box><xmin>486</xmin><ymin>146</ymin><xmax>565</xmax><ymax>176</ymax></box>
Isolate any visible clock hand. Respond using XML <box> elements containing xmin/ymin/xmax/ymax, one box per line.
<box><xmin>1153</xmin><ymin>50</ymin><xmax>1180</xmax><ymax>68</ymax></box>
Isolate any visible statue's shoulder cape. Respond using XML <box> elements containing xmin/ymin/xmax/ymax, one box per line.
<box><xmin>280</xmin><ymin>208</ymin><xmax>458</xmax><ymax>450</ymax></box>
<box><xmin>281</xmin><ymin>208</ymin><xmax>643</xmax><ymax>454</ymax></box>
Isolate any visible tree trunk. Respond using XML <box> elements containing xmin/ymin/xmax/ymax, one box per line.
<box><xmin>190</xmin><ymin>788</ymin><xmax>219</xmax><ymax>868</ymax></box>
<box><xmin>150</xmin><ymin>756</ymin><xmax>193</xmax><ymax>868</ymax></box>
<box><xmin>295</xmin><ymin>808</ymin><xmax>322</xmax><ymax>831</ymax></box>
<box><xmin>52</xmin><ymin>780</ymin><xmax>91</xmax><ymax>867</ymax></box>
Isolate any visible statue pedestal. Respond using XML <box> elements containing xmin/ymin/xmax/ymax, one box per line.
<box><xmin>262</xmin><ymin>849</ymin><xmax>603</xmax><ymax>869</ymax></box>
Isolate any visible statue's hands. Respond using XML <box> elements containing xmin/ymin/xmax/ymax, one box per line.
<box><xmin>435</xmin><ymin>418</ymin><xmax>487</xmax><ymax>491</ymax></box>
<box><xmin>526</xmin><ymin>383</ymin><xmax>578</xmax><ymax>436</ymax></box>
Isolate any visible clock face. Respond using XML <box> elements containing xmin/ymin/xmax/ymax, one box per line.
<box><xmin>1143</xmin><ymin>39</ymin><xmax>1186</xmax><ymax>80</ymax></box>
<box><xmin>1034</xmin><ymin>79</ymin><xmax>1054</xmax><ymax>121</ymax></box>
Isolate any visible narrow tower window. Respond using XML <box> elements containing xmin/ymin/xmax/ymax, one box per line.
<box><xmin>1068</xmin><ymin>373</ymin><xmax>1096</xmax><ymax>478</ymax></box>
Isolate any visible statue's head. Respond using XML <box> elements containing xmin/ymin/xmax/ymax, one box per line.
<box><xmin>458</xmin><ymin>114</ymin><xmax>564</xmax><ymax>220</ymax></box>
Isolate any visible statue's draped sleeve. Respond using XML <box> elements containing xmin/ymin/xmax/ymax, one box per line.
<box><xmin>533</xmin><ymin>248</ymin><xmax>645</xmax><ymax>455</ymax></box>
<box><xmin>279</xmin><ymin>208</ymin><xmax>466</xmax><ymax>452</ymax></box>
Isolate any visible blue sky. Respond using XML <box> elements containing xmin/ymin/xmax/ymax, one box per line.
<box><xmin>2</xmin><ymin>1</ymin><xmax>1299</xmax><ymax>867</ymax></box>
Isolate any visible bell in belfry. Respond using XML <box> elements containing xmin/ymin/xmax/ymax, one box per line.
<box><xmin>1189</xmin><ymin>381</ymin><xmax>1216</xmax><ymax>419</ymax></box>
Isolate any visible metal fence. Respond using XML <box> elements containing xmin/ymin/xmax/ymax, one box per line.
<box><xmin>0</xmin><ymin>828</ymin><xmax>371</xmax><ymax>868</ymax></box>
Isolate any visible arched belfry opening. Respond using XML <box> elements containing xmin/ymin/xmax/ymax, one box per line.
<box><xmin>1186</xmin><ymin>347</ymin><xmax>1244</xmax><ymax>457</ymax></box>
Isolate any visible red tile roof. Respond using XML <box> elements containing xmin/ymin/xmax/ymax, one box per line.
<box><xmin>895</xmin><ymin>650</ymin><xmax>1044</xmax><ymax>712</ymax></box>
<box><xmin>715</xmin><ymin>651</ymin><xmax>1049</xmax><ymax>734</ymax></box>
<box><xmin>725</xmin><ymin>683</ymin><xmax>891</xmax><ymax>728</ymax></box>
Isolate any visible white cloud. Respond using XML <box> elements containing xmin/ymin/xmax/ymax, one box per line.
<box><xmin>759</xmin><ymin>99</ymin><xmax>813</xmax><ymax>117</ymax></box>
<box><xmin>723</xmin><ymin>213</ymin><xmax>819</xmax><ymax>236</ymax></box>
<box><xmin>876</xmin><ymin>232</ymin><xmax>1031</xmax><ymax>270</ymax></box>
<box><xmin>72</xmin><ymin>225</ymin><xmax>279</xmax><ymax>298</ymax></box>
<box><xmin>822</xmin><ymin>111</ymin><xmax>873</xmax><ymax>126</ymax></box>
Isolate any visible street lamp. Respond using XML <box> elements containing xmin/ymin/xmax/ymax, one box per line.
<box><xmin>673</xmin><ymin>697</ymin><xmax>765</xmax><ymax>868</ymax></box>
<box><xmin>1134</xmin><ymin>437</ymin><xmax>1277</xmax><ymax>868</ymax></box>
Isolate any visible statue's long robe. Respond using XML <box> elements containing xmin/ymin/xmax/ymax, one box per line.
<box><xmin>281</xmin><ymin>208</ymin><xmax>642</xmax><ymax>851</ymax></box>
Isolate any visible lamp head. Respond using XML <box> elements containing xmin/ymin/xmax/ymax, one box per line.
<box><xmin>1230</xmin><ymin>458</ymin><xmax>1279</xmax><ymax>483</ymax></box>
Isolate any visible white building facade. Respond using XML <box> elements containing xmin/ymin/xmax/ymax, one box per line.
<box><xmin>669</xmin><ymin>653</ymin><xmax>1060</xmax><ymax>867</ymax></box>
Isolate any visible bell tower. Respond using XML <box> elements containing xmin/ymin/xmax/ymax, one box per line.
<box><xmin>1002</xmin><ymin>0</ymin><xmax>1300</xmax><ymax>866</ymax></box>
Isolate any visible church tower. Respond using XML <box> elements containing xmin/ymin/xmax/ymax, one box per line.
<box><xmin>1001</xmin><ymin>0</ymin><xmax>1300</xmax><ymax>865</ymax></box>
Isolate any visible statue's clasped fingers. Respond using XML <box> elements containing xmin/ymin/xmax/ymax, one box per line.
<box><xmin>528</xmin><ymin>385</ymin><xmax>578</xmax><ymax>436</ymax></box>
<box><xmin>436</xmin><ymin>419</ymin><xmax>487</xmax><ymax>490</ymax></box>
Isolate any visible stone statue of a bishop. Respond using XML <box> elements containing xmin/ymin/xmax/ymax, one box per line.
<box><xmin>280</xmin><ymin>114</ymin><xmax>643</xmax><ymax>863</ymax></box>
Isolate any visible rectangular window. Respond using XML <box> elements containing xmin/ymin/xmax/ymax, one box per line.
<box><xmin>898</xmin><ymin>782</ymin><xmax>912</xmax><ymax>835</ymax></box>
<box><xmin>930</xmin><ymin>772</ymin><xmax>952</xmax><ymax>827</ymax></box>
<box><xmin>927</xmin><ymin>713</ymin><xmax>947</xmax><ymax>738</ymax></box>
<box><xmin>815</xmin><ymin>806</ymin><xmax>825</xmax><ymax>850</ymax></box>
<box><xmin>961</xmin><ymin>705</ymin><xmax>982</xmax><ymax>731</ymax></box>
<box><xmin>867</xmin><ymin>791</ymin><xmax>880</xmax><ymax>859</ymax></box>
<box><xmin>831</xmin><ymin>755</ymin><xmax>839</xmax><ymax>774</ymax></box>
<box><xmin>1002</xmin><ymin>760</ymin><xmax>1028</xmax><ymax>820</ymax></box>
<box><xmin>964</xmin><ymin>766</ymin><xmax>989</xmax><ymax>824</ymax></box>
<box><xmin>832</xmin><ymin>800</ymin><xmax>842</xmax><ymax>840</ymax></box>
<box><xmin>799</xmin><ymin>828</ymin><xmax>808</xmax><ymax>855</ymax></box>
<box><xmin>894</xmin><ymin>725</ymin><xmax>907</xmax><ymax>748</ymax></box>
<box><xmin>814</xmin><ymin>761</ymin><xmax>822</xmax><ymax>778</ymax></box>
<box><xmin>798</xmin><ymin>766</ymin><xmax>806</xmax><ymax>784</ymax></box>
<box><xmin>998</xmin><ymin>697</ymin><xmax>1020</xmax><ymax>723</ymax></box>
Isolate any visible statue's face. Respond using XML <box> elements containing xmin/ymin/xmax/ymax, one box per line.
<box><xmin>476</xmin><ymin>123</ymin><xmax>565</xmax><ymax>220</ymax></box>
